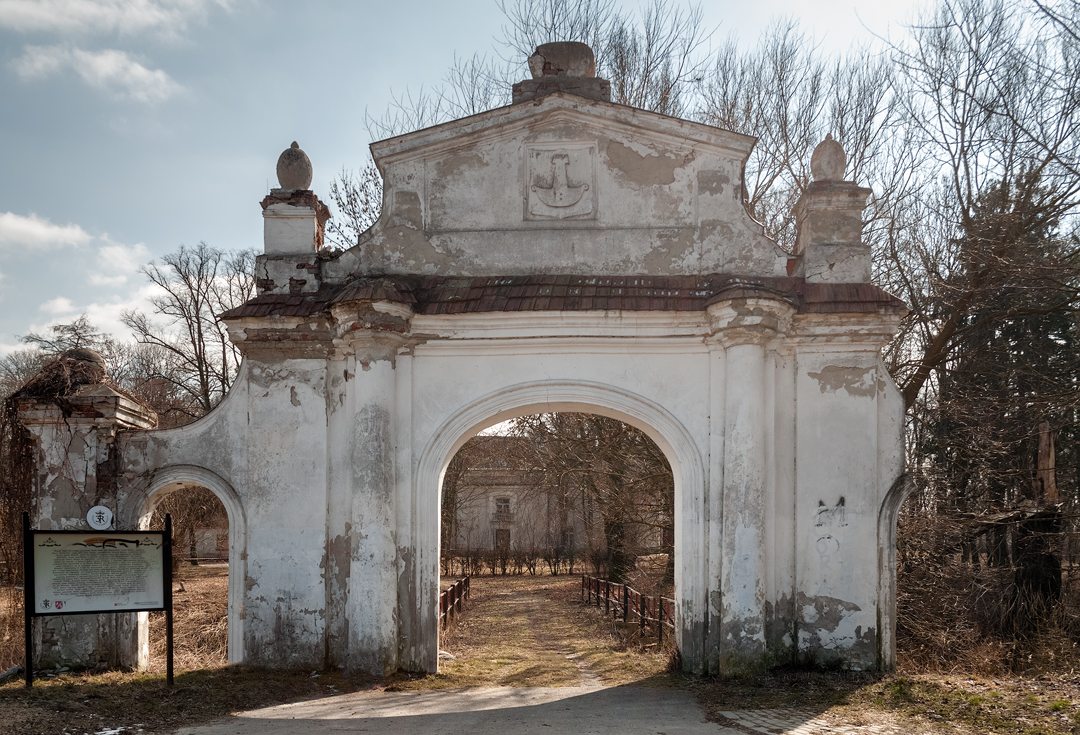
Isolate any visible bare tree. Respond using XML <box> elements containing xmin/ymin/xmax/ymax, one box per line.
<box><xmin>122</xmin><ymin>243</ymin><xmax>256</xmax><ymax>417</ymax></box>
<box><xmin>504</xmin><ymin>413</ymin><xmax>673</xmax><ymax>581</ymax></box>
<box><xmin>698</xmin><ymin>21</ymin><xmax>900</xmax><ymax>248</ymax></box>
<box><xmin>501</xmin><ymin>0</ymin><xmax>711</xmax><ymax>116</ymax></box>
<box><xmin>366</xmin><ymin>52</ymin><xmax>515</xmax><ymax>140</ymax></box>
<box><xmin>345</xmin><ymin>0</ymin><xmax>712</xmax><ymax>240</ymax></box>
<box><xmin>326</xmin><ymin>160</ymin><xmax>384</xmax><ymax>251</ymax></box>
<box><xmin>887</xmin><ymin>0</ymin><xmax>1080</xmax><ymax>408</ymax></box>
<box><xmin>0</xmin><ymin>348</ymin><xmax>47</xmax><ymax>399</ymax></box>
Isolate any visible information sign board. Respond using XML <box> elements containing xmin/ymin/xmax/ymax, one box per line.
<box><xmin>32</xmin><ymin>531</ymin><xmax>166</xmax><ymax>614</ymax></box>
<box><xmin>23</xmin><ymin>514</ymin><xmax>174</xmax><ymax>688</ymax></box>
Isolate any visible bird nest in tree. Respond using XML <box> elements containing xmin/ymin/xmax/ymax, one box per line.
<box><xmin>12</xmin><ymin>348</ymin><xmax>108</xmax><ymax>402</ymax></box>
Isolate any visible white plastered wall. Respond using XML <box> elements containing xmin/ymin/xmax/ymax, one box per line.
<box><xmin>74</xmin><ymin>307</ymin><xmax>903</xmax><ymax>676</ymax></box>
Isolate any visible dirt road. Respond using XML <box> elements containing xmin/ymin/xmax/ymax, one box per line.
<box><xmin>177</xmin><ymin>576</ymin><xmax>900</xmax><ymax>735</ymax></box>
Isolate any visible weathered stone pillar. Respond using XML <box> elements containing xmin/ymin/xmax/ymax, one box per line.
<box><xmin>792</xmin><ymin>135</ymin><xmax>872</xmax><ymax>284</ymax></box>
<box><xmin>257</xmin><ymin>141</ymin><xmax>329</xmax><ymax>296</ymax></box>
<box><xmin>707</xmin><ymin>295</ymin><xmax>794</xmax><ymax>674</ymax></box>
<box><xmin>16</xmin><ymin>352</ymin><xmax>157</xmax><ymax>669</ymax></box>
<box><xmin>330</xmin><ymin>288</ymin><xmax>414</xmax><ymax>674</ymax></box>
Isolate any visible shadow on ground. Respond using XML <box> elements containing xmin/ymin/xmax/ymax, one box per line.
<box><xmin>175</xmin><ymin>679</ymin><xmax>777</xmax><ymax>735</ymax></box>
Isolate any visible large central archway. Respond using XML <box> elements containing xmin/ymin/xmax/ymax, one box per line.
<box><xmin>412</xmin><ymin>380</ymin><xmax>708</xmax><ymax>673</ymax></box>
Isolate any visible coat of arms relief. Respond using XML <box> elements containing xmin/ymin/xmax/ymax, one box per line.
<box><xmin>525</xmin><ymin>143</ymin><xmax>597</xmax><ymax>220</ymax></box>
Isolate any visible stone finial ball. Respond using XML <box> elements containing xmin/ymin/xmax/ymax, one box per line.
<box><xmin>528</xmin><ymin>41</ymin><xmax>596</xmax><ymax>79</ymax></box>
<box><xmin>276</xmin><ymin>141</ymin><xmax>313</xmax><ymax>191</ymax></box>
<box><xmin>810</xmin><ymin>134</ymin><xmax>846</xmax><ymax>181</ymax></box>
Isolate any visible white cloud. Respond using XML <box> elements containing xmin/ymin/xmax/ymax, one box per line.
<box><xmin>82</xmin><ymin>284</ymin><xmax>161</xmax><ymax>338</ymax></box>
<box><xmin>22</xmin><ymin>283</ymin><xmax>161</xmax><ymax>350</ymax></box>
<box><xmin>74</xmin><ymin>47</ymin><xmax>182</xmax><ymax>103</ymax></box>
<box><xmin>89</xmin><ymin>239</ymin><xmax>151</xmax><ymax>286</ymax></box>
<box><xmin>40</xmin><ymin>296</ymin><xmax>77</xmax><ymax>315</ymax></box>
<box><xmin>11</xmin><ymin>45</ymin><xmax>182</xmax><ymax>103</ymax></box>
<box><xmin>9</xmin><ymin>44</ymin><xmax>67</xmax><ymax>79</ymax></box>
<box><xmin>0</xmin><ymin>0</ymin><xmax>230</xmax><ymax>37</ymax></box>
<box><xmin>0</xmin><ymin>212</ymin><xmax>92</xmax><ymax>249</ymax></box>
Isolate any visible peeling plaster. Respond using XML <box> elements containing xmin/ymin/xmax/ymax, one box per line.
<box><xmin>795</xmin><ymin>593</ymin><xmax>877</xmax><ymax>666</ymax></box>
<box><xmin>697</xmin><ymin>169</ymin><xmax>730</xmax><ymax>196</ymax></box>
<box><xmin>807</xmin><ymin>365</ymin><xmax>880</xmax><ymax>397</ymax></box>
<box><xmin>645</xmin><ymin>229</ymin><xmax>696</xmax><ymax>273</ymax></box>
<box><xmin>604</xmin><ymin>139</ymin><xmax>685</xmax><ymax>185</ymax></box>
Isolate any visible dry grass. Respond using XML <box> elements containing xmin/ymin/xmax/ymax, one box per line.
<box><xmin>0</xmin><ymin>585</ymin><xmax>21</xmax><ymax>672</ymax></box>
<box><xmin>148</xmin><ymin>563</ymin><xmax>228</xmax><ymax>671</ymax></box>
<box><xmin>0</xmin><ymin>666</ymin><xmax>380</xmax><ymax>735</ymax></box>
<box><xmin>3</xmin><ymin>569</ymin><xmax>1078</xmax><ymax>734</ymax></box>
<box><xmin>895</xmin><ymin>513</ymin><xmax>1080</xmax><ymax>677</ymax></box>
<box><xmin>390</xmin><ymin>575</ymin><xmax>673</xmax><ymax>691</ymax></box>
<box><xmin>0</xmin><ymin>573</ymin><xmax>675</xmax><ymax>733</ymax></box>
<box><xmin>694</xmin><ymin>671</ymin><xmax>1080</xmax><ymax>734</ymax></box>
<box><xmin>0</xmin><ymin>564</ymin><xmax>232</xmax><ymax>676</ymax></box>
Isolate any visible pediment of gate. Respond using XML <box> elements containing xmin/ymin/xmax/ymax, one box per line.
<box><xmin>328</xmin><ymin>93</ymin><xmax>787</xmax><ymax>280</ymax></box>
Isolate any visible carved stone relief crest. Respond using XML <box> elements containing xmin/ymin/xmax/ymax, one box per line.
<box><xmin>525</xmin><ymin>143</ymin><xmax>597</xmax><ymax>220</ymax></box>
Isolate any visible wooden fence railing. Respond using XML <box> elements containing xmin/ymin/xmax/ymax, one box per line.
<box><xmin>439</xmin><ymin>576</ymin><xmax>470</xmax><ymax>628</ymax></box>
<box><xmin>581</xmin><ymin>574</ymin><xmax>675</xmax><ymax>644</ymax></box>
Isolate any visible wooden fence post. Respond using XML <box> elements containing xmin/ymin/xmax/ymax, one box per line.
<box><xmin>657</xmin><ymin>598</ymin><xmax>664</xmax><ymax>644</ymax></box>
<box><xmin>622</xmin><ymin>585</ymin><xmax>629</xmax><ymax>624</ymax></box>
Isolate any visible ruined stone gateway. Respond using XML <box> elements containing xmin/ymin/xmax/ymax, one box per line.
<box><xmin>19</xmin><ymin>42</ymin><xmax>908</xmax><ymax>676</ymax></box>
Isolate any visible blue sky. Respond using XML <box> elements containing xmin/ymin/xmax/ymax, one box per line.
<box><xmin>0</xmin><ymin>0</ymin><xmax>925</xmax><ymax>355</ymax></box>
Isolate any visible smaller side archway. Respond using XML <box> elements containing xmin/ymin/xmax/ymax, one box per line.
<box><xmin>135</xmin><ymin>465</ymin><xmax>247</xmax><ymax>665</ymax></box>
<box><xmin>876</xmin><ymin>473</ymin><xmax>915</xmax><ymax>670</ymax></box>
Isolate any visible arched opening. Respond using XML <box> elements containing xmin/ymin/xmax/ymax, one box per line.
<box><xmin>877</xmin><ymin>475</ymin><xmax>914</xmax><ymax>670</ymax></box>
<box><xmin>412</xmin><ymin>380</ymin><xmax>707</xmax><ymax>675</ymax></box>
<box><xmin>437</xmin><ymin>411</ymin><xmax>677</xmax><ymax>682</ymax></box>
<box><xmin>137</xmin><ymin>466</ymin><xmax>246</xmax><ymax>669</ymax></box>
<box><xmin>442</xmin><ymin>413</ymin><xmax>674</xmax><ymax>586</ymax></box>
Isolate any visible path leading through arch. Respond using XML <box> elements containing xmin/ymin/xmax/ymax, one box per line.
<box><xmin>433</xmin><ymin>576</ymin><xmax>669</xmax><ymax>688</ymax></box>
<box><xmin>177</xmin><ymin>576</ymin><xmax>905</xmax><ymax>734</ymax></box>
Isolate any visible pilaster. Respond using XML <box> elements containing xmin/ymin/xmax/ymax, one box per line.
<box><xmin>330</xmin><ymin>297</ymin><xmax>415</xmax><ymax>674</ymax></box>
<box><xmin>788</xmin><ymin>311</ymin><xmax>904</xmax><ymax>669</ymax></box>
<box><xmin>706</xmin><ymin>295</ymin><xmax>795</xmax><ymax>675</ymax></box>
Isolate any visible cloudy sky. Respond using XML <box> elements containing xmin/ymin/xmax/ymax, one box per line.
<box><xmin>0</xmin><ymin>0</ymin><xmax>926</xmax><ymax>355</ymax></box>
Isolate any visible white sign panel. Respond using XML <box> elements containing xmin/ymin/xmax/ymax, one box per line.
<box><xmin>32</xmin><ymin>532</ymin><xmax>165</xmax><ymax>614</ymax></box>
